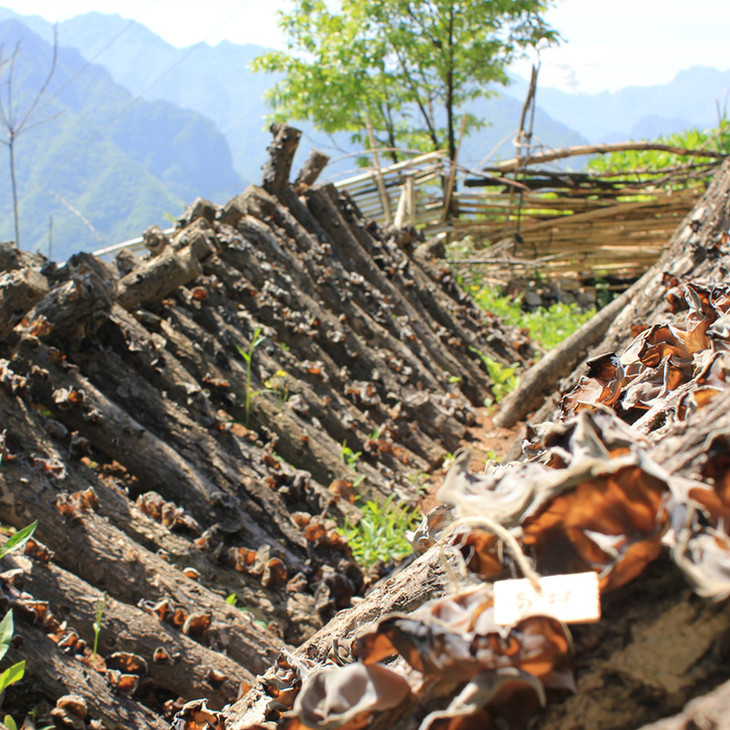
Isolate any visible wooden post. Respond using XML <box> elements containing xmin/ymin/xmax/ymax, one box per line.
<box><xmin>441</xmin><ymin>114</ymin><xmax>468</xmax><ymax>222</ymax></box>
<box><xmin>406</xmin><ymin>173</ymin><xmax>416</xmax><ymax>226</ymax></box>
<box><xmin>365</xmin><ymin>113</ymin><xmax>393</xmax><ymax>225</ymax></box>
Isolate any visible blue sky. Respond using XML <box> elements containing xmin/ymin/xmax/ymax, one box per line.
<box><xmin>2</xmin><ymin>0</ymin><xmax>729</xmax><ymax>93</ymax></box>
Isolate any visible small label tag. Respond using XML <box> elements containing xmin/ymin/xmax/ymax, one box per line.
<box><xmin>494</xmin><ymin>571</ymin><xmax>600</xmax><ymax>626</ymax></box>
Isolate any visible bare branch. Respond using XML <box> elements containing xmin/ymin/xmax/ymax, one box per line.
<box><xmin>18</xmin><ymin>25</ymin><xmax>59</xmax><ymax>131</ymax></box>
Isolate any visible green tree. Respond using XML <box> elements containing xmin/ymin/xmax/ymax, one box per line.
<box><xmin>253</xmin><ymin>0</ymin><xmax>557</xmax><ymax>163</ymax></box>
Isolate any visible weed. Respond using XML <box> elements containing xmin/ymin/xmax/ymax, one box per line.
<box><xmin>338</xmin><ymin>495</ymin><xmax>419</xmax><ymax>569</ymax></box>
<box><xmin>0</xmin><ymin>521</ymin><xmax>37</xmax><ymax>560</ymax></box>
<box><xmin>340</xmin><ymin>441</ymin><xmax>362</xmax><ymax>471</ymax></box>
<box><xmin>92</xmin><ymin>592</ymin><xmax>107</xmax><ymax>660</ymax></box>
<box><xmin>264</xmin><ymin>370</ymin><xmax>290</xmax><ymax>404</ymax></box>
<box><xmin>235</xmin><ymin>326</ymin><xmax>267</xmax><ymax>426</ymax></box>
<box><xmin>469</xmin><ymin>346</ymin><xmax>518</xmax><ymax>404</ymax></box>
<box><xmin>463</xmin><ymin>280</ymin><xmax>595</xmax><ymax>351</ymax></box>
<box><xmin>225</xmin><ymin>593</ymin><xmax>238</xmax><ymax>606</ymax></box>
<box><xmin>519</xmin><ymin>302</ymin><xmax>595</xmax><ymax>351</ymax></box>
<box><xmin>0</xmin><ymin>521</ymin><xmax>37</xmax><ymax>705</ymax></box>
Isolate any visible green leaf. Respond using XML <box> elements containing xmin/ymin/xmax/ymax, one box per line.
<box><xmin>0</xmin><ymin>521</ymin><xmax>38</xmax><ymax>560</ymax></box>
<box><xmin>3</xmin><ymin>715</ymin><xmax>18</xmax><ymax>730</ymax></box>
<box><xmin>0</xmin><ymin>660</ymin><xmax>25</xmax><ymax>694</ymax></box>
<box><xmin>0</xmin><ymin>611</ymin><xmax>13</xmax><ymax>662</ymax></box>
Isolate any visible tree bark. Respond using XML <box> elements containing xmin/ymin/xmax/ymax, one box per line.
<box><xmin>262</xmin><ymin>123</ymin><xmax>302</xmax><ymax>195</ymax></box>
<box><xmin>0</xmin><ymin>267</ymin><xmax>49</xmax><ymax>340</ymax></box>
<box><xmin>293</xmin><ymin>150</ymin><xmax>330</xmax><ymax>192</ymax></box>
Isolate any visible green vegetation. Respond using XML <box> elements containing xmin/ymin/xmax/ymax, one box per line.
<box><xmin>0</xmin><ymin>521</ymin><xmax>37</xmax><ymax>714</ymax></box>
<box><xmin>0</xmin><ymin>19</ymin><xmax>241</xmax><ymax>260</ymax></box>
<box><xmin>587</xmin><ymin>118</ymin><xmax>730</xmax><ymax>188</ymax></box>
<box><xmin>235</xmin><ymin>327</ymin><xmax>267</xmax><ymax>427</ymax></box>
<box><xmin>340</xmin><ymin>441</ymin><xmax>362</xmax><ymax>471</ymax></box>
<box><xmin>338</xmin><ymin>495</ymin><xmax>419</xmax><ymax>569</ymax></box>
<box><xmin>469</xmin><ymin>346</ymin><xmax>518</xmax><ymax>404</ymax></box>
<box><xmin>264</xmin><ymin>369</ymin><xmax>290</xmax><ymax>404</ymax></box>
<box><xmin>253</xmin><ymin>0</ymin><xmax>557</xmax><ymax>162</ymax></box>
<box><xmin>469</xmin><ymin>284</ymin><xmax>595</xmax><ymax>351</ymax></box>
<box><xmin>91</xmin><ymin>592</ymin><xmax>107</xmax><ymax>660</ymax></box>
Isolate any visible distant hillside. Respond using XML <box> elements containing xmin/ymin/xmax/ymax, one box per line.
<box><xmin>0</xmin><ymin>16</ymin><xmax>242</xmax><ymax>260</ymax></box>
<box><xmin>4</xmin><ymin>9</ymin><xmax>588</xmax><ymax>182</ymax></box>
<box><xmin>506</xmin><ymin>67</ymin><xmax>730</xmax><ymax>143</ymax></box>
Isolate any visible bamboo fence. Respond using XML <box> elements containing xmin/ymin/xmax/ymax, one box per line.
<box><xmin>334</xmin><ymin>152</ymin><xmax>709</xmax><ymax>281</ymax></box>
<box><xmin>91</xmin><ymin>146</ymin><xmax>713</xmax><ymax>282</ymax></box>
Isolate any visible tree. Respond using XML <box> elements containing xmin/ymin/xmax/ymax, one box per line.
<box><xmin>0</xmin><ymin>26</ymin><xmax>59</xmax><ymax>247</ymax></box>
<box><xmin>252</xmin><ymin>0</ymin><xmax>557</xmax><ymax>163</ymax></box>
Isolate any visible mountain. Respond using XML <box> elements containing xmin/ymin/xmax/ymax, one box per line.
<box><xmin>2</xmin><ymin>8</ymin><xmax>588</xmax><ymax>182</ymax></box>
<box><xmin>0</xmin><ymin>16</ymin><xmax>242</xmax><ymax>260</ymax></box>
<box><xmin>506</xmin><ymin>67</ymin><xmax>730</xmax><ymax>143</ymax></box>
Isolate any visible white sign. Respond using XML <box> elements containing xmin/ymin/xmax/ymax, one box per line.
<box><xmin>494</xmin><ymin>571</ymin><xmax>601</xmax><ymax>626</ymax></box>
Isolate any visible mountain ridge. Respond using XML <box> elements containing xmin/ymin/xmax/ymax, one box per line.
<box><xmin>0</xmin><ymin>15</ymin><xmax>242</xmax><ymax>260</ymax></box>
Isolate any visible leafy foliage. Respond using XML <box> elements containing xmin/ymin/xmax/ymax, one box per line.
<box><xmin>338</xmin><ymin>496</ymin><xmax>419</xmax><ymax>569</ymax></box>
<box><xmin>253</xmin><ymin>0</ymin><xmax>558</xmax><ymax>161</ymax></box>
<box><xmin>235</xmin><ymin>327</ymin><xmax>267</xmax><ymax>427</ymax></box>
<box><xmin>469</xmin><ymin>346</ymin><xmax>518</xmax><ymax>403</ymax></box>
<box><xmin>470</xmin><ymin>285</ymin><xmax>595</xmax><ymax>351</ymax></box>
<box><xmin>587</xmin><ymin>118</ymin><xmax>730</xmax><ymax>188</ymax></box>
<box><xmin>340</xmin><ymin>441</ymin><xmax>362</xmax><ymax>471</ymax></box>
<box><xmin>0</xmin><ymin>521</ymin><xmax>37</xmax><ymax>701</ymax></box>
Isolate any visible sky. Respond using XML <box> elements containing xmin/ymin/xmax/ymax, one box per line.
<box><xmin>1</xmin><ymin>0</ymin><xmax>729</xmax><ymax>94</ymax></box>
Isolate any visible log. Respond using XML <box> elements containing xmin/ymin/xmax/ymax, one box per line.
<box><xmin>18</xmin><ymin>253</ymin><xmax>116</xmax><ymax>340</ymax></box>
<box><xmin>228</xmin><ymin>545</ymin><xmax>460</xmax><ymax>724</ymax></box>
<box><xmin>5</xmin><ymin>621</ymin><xmax>170</xmax><ymax>730</ymax></box>
<box><xmin>262</xmin><ymin>123</ymin><xmax>302</xmax><ymax>195</ymax></box>
<box><xmin>493</xmin><ymin>280</ymin><xmax>644</xmax><ymax>428</ymax></box>
<box><xmin>293</xmin><ymin>150</ymin><xmax>330</xmax><ymax>192</ymax></box>
<box><xmin>6</xmin><ymin>554</ymin><xmax>251</xmax><ymax>709</ymax></box>
<box><xmin>543</xmin><ymin>157</ymin><xmax>730</xmax><ymax>407</ymax></box>
<box><xmin>0</xmin><ymin>267</ymin><xmax>49</xmax><ymax>340</ymax></box>
<box><xmin>117</xmin><ymin>245</ymin><xmax>202</xmax><ymax>310</ymax></box>
<box><xmin>488</xmin><ymin>141</ymin><xmax>727</xmax><ymax>174</ymax></box>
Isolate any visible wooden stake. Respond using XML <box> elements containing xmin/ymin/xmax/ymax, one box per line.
<box><xmin>365</xmin><ymin>113</ymin><xmax>393</xmax><ymax>224</ymax></box>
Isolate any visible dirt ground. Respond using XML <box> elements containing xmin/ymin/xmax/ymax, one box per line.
<box><xmin>422</xmin><ymin>406</ymin><xmax>524</xmax><ymax>510</ymax></box>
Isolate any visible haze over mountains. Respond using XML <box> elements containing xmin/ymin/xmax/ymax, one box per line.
<box><xmin>1</xmin><ymin>6</ymin><xmax>729</xmax><ymax>260</ymax></box>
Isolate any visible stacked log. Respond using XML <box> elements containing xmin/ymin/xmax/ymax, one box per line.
<box><xmin>0</xmin><ymin>126</ymin><xmax>531</xmax><ymax>726</ymax></box>
<box><xmin>226</xmin><ymin>159</ymin><xmax>730</xmax><ymax>730</ymax></box>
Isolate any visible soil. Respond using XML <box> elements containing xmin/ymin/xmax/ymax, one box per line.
<box><xmin>421</xmin><ymin>406</ymin><xmax>524</xmax><ymax>511</ymax></box>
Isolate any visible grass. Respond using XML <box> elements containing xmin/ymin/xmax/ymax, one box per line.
<box><xmin>469</xmin><ymin>346</ymin><xmax>518</xmax><ymax>404</ymax></box>
<box><xmin>338</xmin><ymin>495</ymin><xmax>419</xmax><ymax>569</ymax></box>
<box><xmin>235</xmin><ymin>326</ymin><xmax>267</xmax><ymax>426</ymax></box>
<box><xmin>469</xmin><ymin>285</ymin><xmax>595</xmax><ymax>351</ymax></box>
<box><xmin>92</xmin><ymin>592</ymin><xmax>107</xmax><ymax>660</ymax></box>
<box><xmin>0</xmin><ymin>521</ymin><xmax>38</xmax><ymax>713</ymax></box>
<box><xmin>340</xmin><ymin>441</ymin><xmax>362</xmax><ymax>471</ymax></box>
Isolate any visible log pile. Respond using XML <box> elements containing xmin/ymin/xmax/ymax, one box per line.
<box><xmin>226</xmin><ymin>161</ymin><xmax>730</xmax><ymax>730</ymax></box>
<box><xmin>0</xmin><ymin>125</ymin><xmax>532</xmax><ymax>726</ymax></box>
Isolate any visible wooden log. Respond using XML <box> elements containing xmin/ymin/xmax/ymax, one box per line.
<box><xmin>0</xmin><ymin>267</ymin><xmax>49</xmax><ymax>340</ymax></box>
<box><xmin>0</xmin><ymin>387</ymin><xmax>286</xmax><ymax>675</ymax></box>
<box><xmin>5</xmin><ymin>621</ymin><xmax>170</xmax><ymax>730</ymax></box>
<box><xmin>262</xmin><ymin>123</ymin><xmax>302</xmax><ymax>196</ymax></box>
<box><xmin>117</xmin><ymin>245</ymin><xmax>202</xmax><ymax>310</ymax></box>
<box><xmin>493</xmin><ymin>280</ymin><xmax>646</xmax><ymax>428</ymax></box>
<box><xmin>18</xmin><ymin>253</ymin><xmax>116</xmax><ymax>340</ymax></box>
<box><xmin>6</xmin><ymin>554</ymin><xmax>252</xmax><ymax>709</ymax></box>
<box><xmin>489</xmin><ymin>141</ymin><xmax>727</xmax><ymax>173</ymax></box>
<box><xmin>293</xmin><ymin>150</ymin><xmax>330</xmax><ymax>193</ymax></box>
<box><xmin>228</xmin><ymin>545</ymin><xmax>460</xmax><ymax>725</ymax></box>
